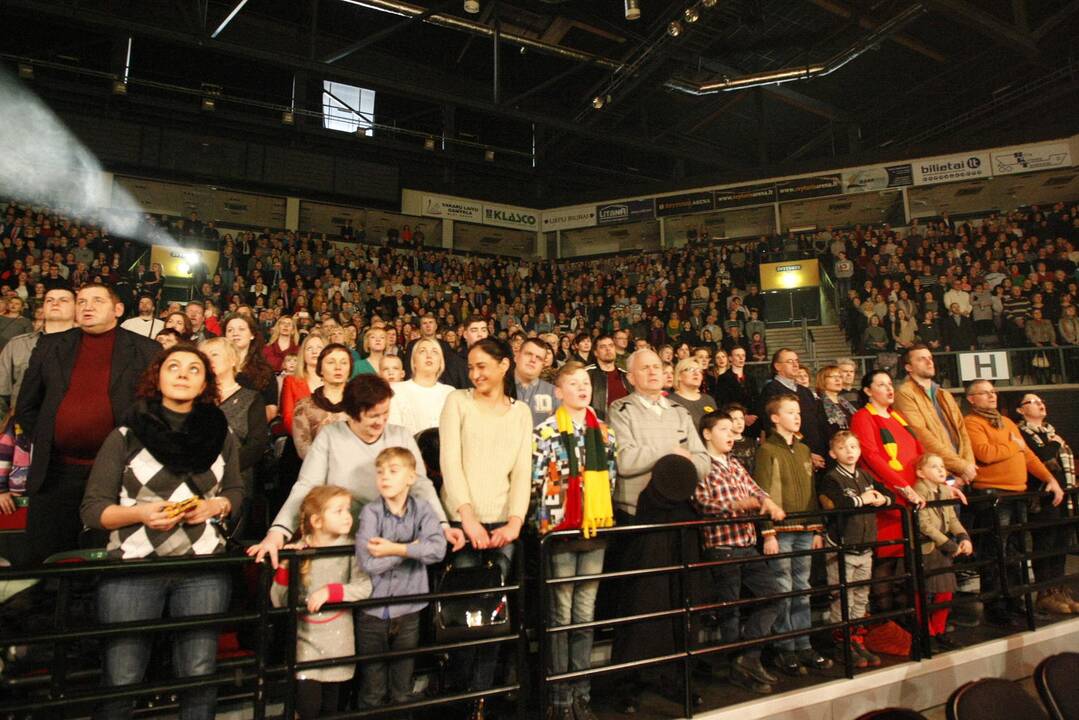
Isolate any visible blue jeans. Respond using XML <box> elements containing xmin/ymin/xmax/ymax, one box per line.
<box><xmin>95</xmin><ymin>570</ymin><xmax>231</xmax><ymax>720</ymax></box>
<box><xmin>772</xmin><ymin>533</ymin><xmax>814</xmax><ymax>652</ymax></box>
<box><xmin>448</xmin><ymin>540</ymin><xmax>514</xmax><ymax>692</ymax></box>
<box><xmin>547</xmin><ymin>546</ymin><xmax>605</xmax><ymax>707</ymax></box>
<box><xmin>705</xmin><ymin>546</ymin><xmax>781</xmax><ymax>660</ymax></box>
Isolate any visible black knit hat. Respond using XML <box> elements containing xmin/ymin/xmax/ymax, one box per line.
<box><xmin>648</xmin><ymin>454</ymin><xmax>698</xmax><ymax>502</ymax></box>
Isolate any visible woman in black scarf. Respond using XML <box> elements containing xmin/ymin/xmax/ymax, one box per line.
<box><xmin>80</xmin><ymin>344</ymin><xmax>245</xmax><ymax>720</ymax></box>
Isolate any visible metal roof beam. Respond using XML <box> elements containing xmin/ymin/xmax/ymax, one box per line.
<box><xmin>808</xmin><ymin>0</ymin><xmax>947</xmax><ymax>63</ymax></box>
<box><xmin>1033</xmin><ymin>0</ymin><xmax>1079</xmax><ymax>40</ymax></box>
<box><xmin>4</xmin><ymin>0</ymin><xmax>724</xmax><ymax>169</ymax></box>
<box><xmin>922</xmin><ymin>0</ymin><xmax>1040</xmax><ymax>57</ymax></box>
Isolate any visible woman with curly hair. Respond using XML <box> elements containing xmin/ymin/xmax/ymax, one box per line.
<box><xmin>80</xmin><ymin>344</ymin><xmax>245</xmax><ymax>720</ymax></box>
<box><xmin>224</xmin><ymin>313</ymin><xmax>278</xmax><ymax>423</ymax></box>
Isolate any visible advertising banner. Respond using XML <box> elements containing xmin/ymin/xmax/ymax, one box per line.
<box><xmin>912</xmin><ymin>153</ymin><xmax>990</xmax><ymax>186</ymax></box>
<box><xmin>596</xmin><ymin>199</ymin><xmax>655</xmax><ymax>225</ymax></box>
<box><xmin>776</xmin><ymin>174</ymin><xmax>842</xmax><ymax>201</ymax></box>
<box><xmin>541</xmin><ymin>204</ymin><xmax>597</xmax><ymax>232</ymax></box>
<box><xmin>991</xmin><ymin>142</ymin><xmax>1072</xmax><ymax>175</ymax></box>
<box><xmin>714</xmin><ymin>183</ymin><xmax>777</xmax><ymax>209</ymax></box>
<box><xmin>841</xmin><ymin>164</ymin><xmax>913</xmax><ymax>193</ymax></box>
<box><xmin>482</xmin><ymin>202</ymin><xmax>540</xmax><ymax>231</ymax></box>
<box><xmin>655</xmin><ymin>191</ymin><xmax>715</xmax><ymax>217</ymax></box>
<box><xmin>420</xmin><ymin>194</ymin><xmax>482</xmax><ymax>223</ymax></box>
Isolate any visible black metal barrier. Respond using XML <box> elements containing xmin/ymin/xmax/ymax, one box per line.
<box><xmin>537</xmin><ymin>506</ymin><xmax>920</xmax><ymax>720</ymax></box>
<box><xmin>911</xmin><ymin>486</ymin><xmax>1079</xmax><ymax>659</ymax></box>
<box><xmin>1</xmin><ymin>490</ymin><xmax>1077</xmax><ymax>720</ymax></box>
<box><xmin>0</xmin><ymin>544</ymin><xmax>528</xmax><ymax>720</ymax></box>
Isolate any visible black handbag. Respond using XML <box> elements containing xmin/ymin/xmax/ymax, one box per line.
<box><xmin>433</xmin><ymin>555</ymin><xmax>510</xmax><ymax>642</ymax></box>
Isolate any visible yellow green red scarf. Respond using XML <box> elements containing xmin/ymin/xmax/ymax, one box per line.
<box><xmin>554</xmin><ymin>405</ymin><xmax>615</xmax><ymax>539</ymax></box>
<box><xmin>866</xmin><ymin>403</ymin><xmax>916</xmax><ymax>472</ymax></box>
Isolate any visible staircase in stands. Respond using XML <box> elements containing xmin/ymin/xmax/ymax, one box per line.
<box><xmin>763</xmin><ymin>324</ymin><xmax>852</xmax><ymax>370</ymax></box>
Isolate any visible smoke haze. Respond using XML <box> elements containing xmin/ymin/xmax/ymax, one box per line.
<box><xmin>0</xmin><ymin>70</ymin><xmax>174</xmax><ymax>246</ymax></box>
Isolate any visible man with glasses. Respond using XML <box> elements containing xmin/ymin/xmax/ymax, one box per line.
<box><xmin>963</xmin><ymin>380</ymin><xmax>1064</xmax><ymax>626</ymax></box>
<box><xmin>758</xmin><ymin>348</ymin><xmax>828</xmax><ymax>468</ymax></box>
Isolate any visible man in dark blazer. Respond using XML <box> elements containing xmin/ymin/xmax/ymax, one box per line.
<box><xmin>16</xmin><ymin>282</ymin><xmax>161</xmax><ymax>565</ymax></box>
<box><xmin>756</xmin><ymin>347</ymin><xmax>829</xmax><ymax>468</ymax></box>
<box><xmin>941</xmin><ymin>303</ymin><xmax>977</xmax><ymax>352</ymax></box>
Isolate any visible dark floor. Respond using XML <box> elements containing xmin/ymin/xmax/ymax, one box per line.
<box><xmin>584</xmin><ymin>588</ymin><xmax>1078</xmax><ymax>720</ymax></box>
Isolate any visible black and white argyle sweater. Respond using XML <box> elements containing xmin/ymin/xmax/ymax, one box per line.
<box><xmin>82</xmin><ymin>422</ymin><xmax>244</xmax><ymax>559</ymax></box>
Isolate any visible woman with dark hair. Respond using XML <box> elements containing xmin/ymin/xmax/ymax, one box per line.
<box><xmin>439</xmin><ymin>338</ymin><xmax>532</xmax><ymax>709</ymax></box>
<box><xmin>80</xmin><ymin>345</ymin><xmax>245</xmax><ymax>720</ymax></box>
<box><xmin>850</xmin><ymin>370</ymin><xmax>926</xmax><ymax>611</ymax></box>
<box><xmin>290</xmin><ymin>343</ymin><xmax>352</xmax><ymax>459</ymax></box>
<box><xmin>249</xmin><ymin>374</ymin><xmax>463</xmax><ymax>568</ymax></box>
<box><xmin>165</xmin><ymin>311</ymin><xmax>192</xmax><ymax>340</ymax></box>
<box><xmin>223</xmin><ymin>313</ymin><xmax>278</xmax><ymax>423</ymax></box>
<box><xmin>571</xmin><ymin>333</ymin><xmax>593</xmax><ymax>365</ymax></box>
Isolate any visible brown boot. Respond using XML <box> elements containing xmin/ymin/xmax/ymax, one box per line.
<box><xmin>1036</xmin><ymin>588</ymin><xmax>1073</xmax><ymax>615</ymax></box>
<box><xmin>1057</xmin><ymin>586</ymin><xmax>1079</xmax><ymax>612</ymax></box>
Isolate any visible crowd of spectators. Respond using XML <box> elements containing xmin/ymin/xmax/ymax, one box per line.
<box><xmin>0</xmin><ymin>196</ymin><xmax>1077</xmax><ymax>720</ymax></box>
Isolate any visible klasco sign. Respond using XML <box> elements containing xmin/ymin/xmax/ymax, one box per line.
<box><xmin>596</xmin><ymin>199</ymin><xmax>655</xmax><ymax>225</ymax></box>
<box><xmin>483</xmin><ymin>203</ymin><xmax>539</xmax><ymax>230</ymax></box>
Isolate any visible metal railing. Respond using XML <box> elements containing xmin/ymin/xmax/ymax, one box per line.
<box><xmin>537</xmin><ymin>505</ymin><xmax>920</xmax><ymax>719</ymax></box>
<box><xmin>911</xmin><ymin>487</ymin><xmax>1079</xmax><ymax>659</ymax></box>
<box><xmin>2</xmin><ymin>491</ymin><xmax>1077</xmax><ymax>718</ymax></box>
<box><xmin>0</xmin><ymin>544</ymin><xmax>527</xmax><ymax>720</ymax></box>
<box><xmin>740</xmin><ymin>344</ymin><xmax>1079</xmax><ymax>385</ymax></box>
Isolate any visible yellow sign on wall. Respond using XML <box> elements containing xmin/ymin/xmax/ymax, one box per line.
<box><xmin>759</xmin><ymin>258</ymin><xmax>820</xmax><ymax>291</ymax></box>
<box><xmin>149</xmin><ymin>245</ymin><xmax>220</xmax><ymax>279</ymax></box>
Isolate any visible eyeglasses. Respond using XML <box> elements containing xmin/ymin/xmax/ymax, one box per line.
<box><xmin>1019</xmin><ymin>399</ymin><xmax>1044</xmax><ymax>406</ymax></box>
<box><xmin>968</xmin><ymin>390</ymin><xmax>998</xmax><ymax>396</ymax></box>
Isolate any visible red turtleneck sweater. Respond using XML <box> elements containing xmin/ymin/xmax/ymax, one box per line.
<box><xmin>53</xmin><ymin>329</ymin><xmax>116</xmax><ymax>461</ymax></box>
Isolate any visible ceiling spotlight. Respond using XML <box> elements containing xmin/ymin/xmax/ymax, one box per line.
<box><xmin>667</xmin><ymin>20</ymin><xmax>683</xmax><ymax>37</ymax></box>
<box><xmin>424</xmin><ymin>136</ymin><xmax>436</xmax><ymax>151</ymax></box>
<box><xmin>592</xmin><ymin>95</ymin><xmax>605</xmax><ymax>109</ymax></box>
<box><xmin>281</xmin><ymin>110</ymin><xmax>295</xmax><ymax>125</ymax></box>
<box><xmin>17</xmin><ymin>63</ymin><xmax>33</xmax><ymax>80</ymax></box>
<box><xmin>484</xmin><ymin>149</ymin><xmax>495</xmax><ymax>162</ymax></box>
<box><xmin>684</xmin><ymin>6</ymin><xmax>700</xmax><ymax>23</ymax></box>
<box><xmin>624</xmin><ymin>0</ymin><xmax>640</xmax><ymax>20</ymax></box>
<box><xmin>200</xmin><ymin>97</ymin><xmax>215</xmax><ymax>112</ymax></box>
<box><xmin>112</xmin><ymin>79</ymin><xmax>128</xmax><ymax>95</ymax></box>
<box><xmin>701</xmin><ymin>0</ymin><xmax>717</xmax><ymax>7</ymax></box>
<box><xmin>464</xmin><ymin>0</ymin><xmax>480</xmax><ymax>13</ymax></box>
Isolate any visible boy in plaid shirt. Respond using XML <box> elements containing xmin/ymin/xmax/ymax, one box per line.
<box><xmin>693</xmin><ymin>411</ymin><xmax>786</xmax><ymax>695</ymax></box>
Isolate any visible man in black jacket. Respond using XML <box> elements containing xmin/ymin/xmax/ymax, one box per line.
<box><xmin>16</xmin><ymin>282</ymin><xmax>161</xmax><ymax>566</ymax></box>
<box><xmin>586</xmin><ymin>335</ymin><xmax>629</xmax><ymax>421</ymax></box>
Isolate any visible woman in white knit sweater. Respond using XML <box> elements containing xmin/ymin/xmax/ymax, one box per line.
<box><xmin>439</xmin><ymin>338</ymin><xmax>532</xmax><ymax>709</ymax></box>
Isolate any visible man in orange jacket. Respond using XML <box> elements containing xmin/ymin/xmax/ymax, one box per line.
<box><xmin>963</xmin><ymin>379</ymin><xmax>1064</xmax><ymax>627</ymax></box>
